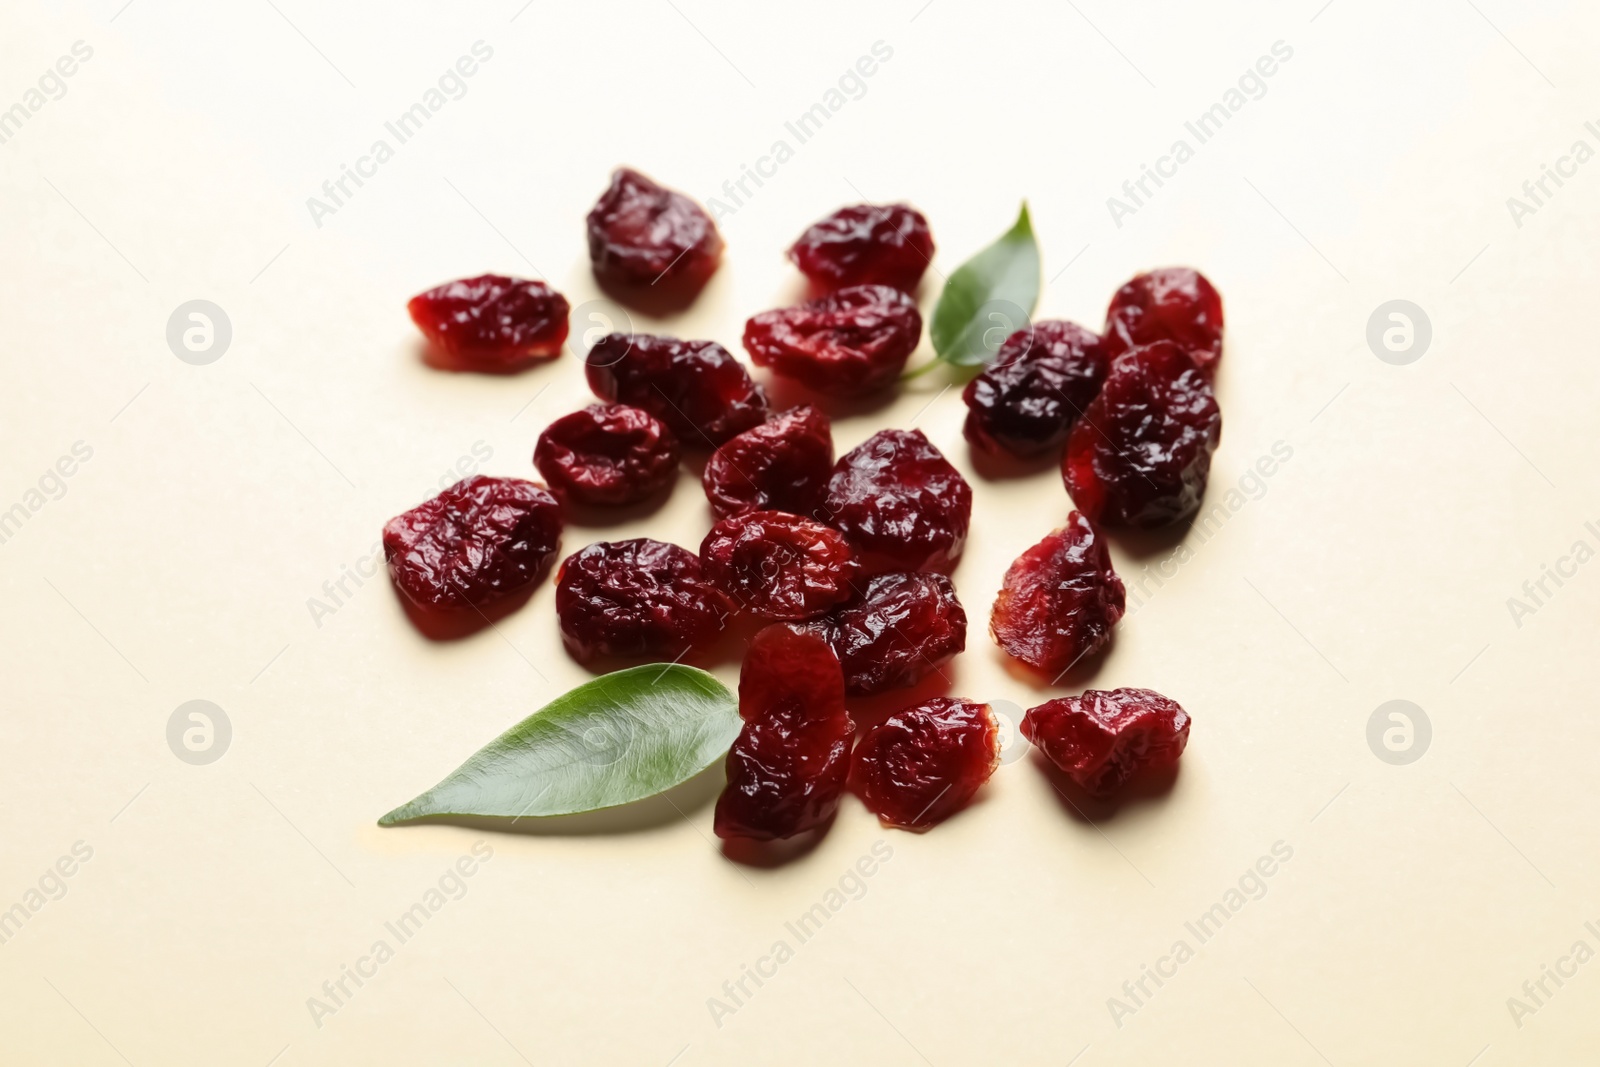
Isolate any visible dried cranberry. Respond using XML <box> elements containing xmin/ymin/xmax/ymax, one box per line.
<box><xmin>533</xmin><ymin>404</ymin><xmax>679</xmax><ymax>507</ymax></box>
<box><xmin>850</xmin><ymin>698</ymin><xmax>998</xmax><ymax>831</ymax></box>
<box><xmin>714</xmin><ymin>625</ymin><xmax>852</xmax><ymax>841</ymax></box>
<box><xmin>586</xmin><ymin>167</ymin><xmax>723</xmax><ymax>304</ymax></box>
<box><xmin>1023</xmin><ymin>688</ymin><xmax>1191</xmax><ymax>796</ymax></box>
<box><xmin>700</xmin><ymin>511</ymin><xmax>857</xmax><ymax>621</ymax></box>
<box><xmin>962</xmin><ymin>321</ymin><xmax>1109</xmax><ymax>457</ymax></box>
<box><xmin>743</xmin><ymin>285</ymin><xmax>922</xmax><ymax>397</ymax></box>
<box><xmin>817</xmin><ymin>573</ymin><xmax>966</xmax><ymax>696</ymax></box>
<box><xmin>555</xmin><ymin>539</ymin><xmax>728</xmax><ymax>663</ymax></box>
<box><xmin>702</xmin><ymin>406</ymin><xmax>834</xmax><ymax>521</ymax></box>
<box><xmin>817</xmin><ymin>429</ymin><xmax>972</xmax><ymax>575</ymax></box>
<box><xmin>585</xmin><ymin>333</ymin><xmax>768</xmax><ymax>446</ymax></box>
<box><xmin>407</xmin><ymin>274</ymin><xmax>569</xmax><ymax>371</ymax></box>
<box><xmin>1103</xmin><ymin>267</ymin><xmax>1224</xmax><ymax>374</ymax></box>
<box><xmin>383</xmin><ymin>475</ymin><xmax>562</xmax><ymax>617</ymax></box>
<box><xmin>1062</xmin><ymin>342</ymin><xmax>1221</xmax><ymax>528</ymax></box>
<box><xmin>991</xmin><ymin>511</ymin><xmax>1125</xmax><ymax>674</ymax></box>
<box><xmin>787</xmin><ymin>204</ymin><xmax>935</xmax><ymax>293</ymax></box>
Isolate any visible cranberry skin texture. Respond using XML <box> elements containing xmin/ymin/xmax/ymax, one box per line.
<box><xmin>1062</xmin><ymin>342</ymin><xmax>1222</xmax><ymax>528</ymax></box>
<box><xmin>407</xmin><ymin>275</ymin><xmax>570</xmax><ymax>370</ymax></box>
<box><xmin>555</xmin><ymin>539</ymin><xmax>728</xmax><ymax>663</ymax></box>
<box><xmin>743</xmin><ymin>285</ymin><xmax>922</xmax><ymax>397</ymax></box>
<box><xmin>991</xmin><ymin>511</ymin><xmax>1125</xmax><ymax>674</ymax></box>
<box><xmin>585</xmin><ymin>333</ymin><xmax>768</xmax><ymax>447</ymax></box>
<box><xmin>850</xmin><ymin>698</ymin><xmax>998</xmax><ymax>831</ymax></box>
<box><xmin>703</xmin><ymin>406</ymin><xmax>834</xmax><ymax>521</ymax></box>
<box><xmin>787</xmin><ymin>203</ymin><xmax>935</xmax><ymax>293</ymax></box>
<box><xmin>383</xmin><ymin>475</ymin><xmax>562</xmax><ymax>614</ymax></box>
<box><xmin>818</xmin><ymin>429</ymin><xmax>972</xmax><ymax>575</ymax></box>
<box><xmin>962</xmin><ymin>321</ymin><xmax>1109</xmax><ymax>457</ymax></box>
<box><xmin>714</xmin><ymin>625</ymin><xmax>852</xmax><ymax>841</ymax></box>
<box><xmin>700</xmin><ymin>511</ymin><xmax>858</xmax><ymax>621</ymax></box>
<box><xmin>534</xmin><ymin>404</ymin><xmax>679</xmax><ymax>507</ymax></box>
<box><xmin>1103</xmin><ymin>267</ymin><xmax>1224</xmax><ymax>374</ymax></box>
<box><xmin>818</xmin><ymin>572</ymin><xmax>967</xmax><ymax>696</ymax></box>
<box><xmin>586</xmin><ymin>167</ymin><xmax>723</xmax><ymax>300</ymax></box>
<box><xmin>1023</xmin><ymin>688</ymin><xmax>1191</xmax><ymax>797</ymax></box>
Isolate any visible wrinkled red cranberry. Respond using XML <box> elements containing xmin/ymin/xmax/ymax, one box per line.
<box><xmin>1103</xmin><ymin>267</ymin><xmax>1224</xmax><ymax>374</ymax></box>
<box><xmin>818</xmin><ymin>429</ymin><xmax>972</xmax><ymax>574</ymax></box>
<box><xmin>743</xmin><ymin>285</ymin><xmax>922</xmax><ymax>397</ymax></box>
<box><xmin>1062</xmin><ymin>342</ymin><xmax>1221</xmax><ymax>528</ymax></box>
<box><xmin>533</xmin><ymin>404</ymin><xmax>679</xmax><ymax>507</ymax></box>
<box><xmin>715</xmin><ymin>625</ymin><xmax>852</xmax><ymax>841</ymax></box>
<box><xmin>787</xmin><ymin>204</ymin><xmax>935</xmax><ymax>293</ymax></box>
<box><xmin>585</xmin><ymin>333</ymin><xmax>768</xmax><ymax>446</ymax></box>
<box><xmin>1023</xmin><ymin>688</ymin><xmax>1191</xmax><ymax>796</ymax></box>
<box><xmin>850</xmin><ymin>698</ymin><xmax>998</xmax><ymax>831</ymax></box>
<box><xmin>555</xmin><ymin>539</ymin><xmax>728</xmax><ymax>663</ymax></box>
<box><xmin>700</xmin><ymin>511</ymin><xmax>857</xmax><ymax>621</ymax></box>
<box><xmin>816</xmin><ymin>573</ymin><xmax>966</xmax><ymax>696</ymax></box>
<box><xmin>407</xmin><ymin>274</ymin><xmax>569</xmax><ymax>371</ymax></box>
<box><xmin>703</xmin><ymin>406</ymin><xmax>834</xmax><ymax>521</ymax></box>
<box><xmin>383</xmin><ymin>475</ymin><xmax>562</xmax><ymax>617</ymax></box>
<box><xmin>586</xmin><ymin>167</ymin><xmax>723</xmax><ymax>304</ymax></box>
<box><xmin>962</xmin><ymin>321</ymin><xmax>1108</xmax><ymax>457</ymax></box>
<box><xmin>991</xmin><ymin>511</ymin><xmax>1125</xmax><ymax>674</ymax></box>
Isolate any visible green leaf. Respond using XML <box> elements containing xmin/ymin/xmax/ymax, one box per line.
<box><xmin>927</xmin><ymin>202</ymin><xmax>1041</xmax><ymax>368</ymax></box>
<box><xmin>378</xmin><ymin>664</ymin><xmax>740</xmax><ymax>825</ymax></box>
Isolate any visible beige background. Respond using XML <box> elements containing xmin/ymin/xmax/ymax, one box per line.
<box><xmin>3</xmin><ymin>1</ymin><xmax>1598</xmax><ymax>1063</ymax></box>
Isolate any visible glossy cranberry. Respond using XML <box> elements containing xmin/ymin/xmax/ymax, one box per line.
<box><xmin>533</xmin><ymin>404</ymin><xmax>679</xmax><ymax>507</ymax></box>
<box><xmin>850</xmin><ymin>698</ymin><xmax>998</xmax><ymax>831</ymax></box>
<box><xmin>1063</xmin><ymin>342</ymin><xmax>1221</xmax><ymax>528</ymax></box>
<box><xmin>383</xmin><ymin>475</ymin><xmax>561</xmax><ymax>616</ymax></box>
<box><xmin>991</xmin><ymin>511</ymin><xmax>1124</xmax><ymax>675</ymax></box>
<box><xmin>586</xmin><ymin>167</ymin><xmax>723</xmax><ymax>303</ymax></box>
<box><xmin>817</xmin><ymin>573</ymin><xmax>966</xmax><ymax>696</ymax></box>
<box><xmin>743</xmin><ymin>285</ymin><xmax>922</xmax><ymax>396</ymax></box>
<box><xmin>787</xmin><ymin>203</ymin><xmax>935</xmax><ymax>293</ymax></box>
<box><xmin>817</xmin><ymin>429</ymin><xmax>972</xmax><ymax>575</ymax></box>
<box><xmin>702</xmin><ymin>406</ymin><xmax>834</xmax><ymax>521</ymax></box>
<box><xmin>555</xmin><ymin>539</ymin><xmax>728</xmax><ymax>663</ymax></box>
<box><xmin>1103</xmin><ymin>267</ymin><xmax>1224</xmax><ymax>374</ymax></box>
<box><xmin>407</xmin><ymin>274</ymin><xmax>569</xmax><ymax>371</ymax></box>
<box><xmin>700</xmin><ymin>511</ymin><xmax>857</xmax><ymax>621</ymax></box>
<box><xmin>1023</xmin><ymin>688</ymin><xmax>1191</xmax><ymax>796</ymax></box>
<box><xmin>962</xmin><ymin>321</ymin><xmax>1109</xmax><ymax>457</ymax></box>
<box><xmin>585</xmin><ymin>333</ymin><xmax>768</xmax><ymax>446</ymax></box>
<box><xmin>714</xmin><ymin>624</ymin><xmax>852</xmax><ymax>841</ymax></box>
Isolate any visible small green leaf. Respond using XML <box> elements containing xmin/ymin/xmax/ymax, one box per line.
<box><xmin>378</xmin><ymin>664</ymin><xmax>740</xmax><ymax>825</ymax></box>
<box><xmin>927</xmin><ymin>202</ymin><xmax>1041</xmax><ymax>368</ymax></box>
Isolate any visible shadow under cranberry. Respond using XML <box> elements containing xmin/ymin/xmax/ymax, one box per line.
<box><xmin>393</xmin><ymin>581</ymin><xmax>538</xmax><ymax>641</ymax></box>
<box><xmin>992</xmin><ymin>637</ymin><xmax>1115</xmax><ymax>692</ymax></box>
<box><xmin>720</xmin><ymin>817</ymin><xmax>834</xmax><ymax>868</ymax></box>
<box><xmin>844</xmin><ymin>669</ymin><xmax>957</xmax><ymax>735</ymax></box>
<box><xmin>1030</xmin><ymin>748</ymin><xmax>1182</xmax><ymax>823</ymax></box>
<box><xmin>555</xmin><ymin>480</ymin><xmax>677</xmax><ymax>530</ymax></box>
<box><xmin>594</xmin><ymin>271</ymin><xmax>712</xmax><ymax>317</ymax></box>
<box><xmin>759</xmin><ymin>372</ymin><xmax>902</xmax><ymax>423</ymax></box>
<box><xmin>414</xmin><ymin>336</ymin><xmax>561</xmax><ymax>376</ymax></box>
<box><xmin>967</xmin><ymin>439</ymin><xmax>1066</xmax><ymax>481</ymax></box>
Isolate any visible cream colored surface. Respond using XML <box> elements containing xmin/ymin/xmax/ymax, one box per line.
<box><xmin>3</xmin><ymin>1</ymin><xmax>1598</xmax><ymax>1063</ymax></box>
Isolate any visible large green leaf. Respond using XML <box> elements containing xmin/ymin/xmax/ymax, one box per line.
<box><xmin>927</xmin><ymin>202</ymin><xmax>1041</xmax><ymax>368</ymax></box>
<box><xmin>378</xmin><ymin>664</ymin><xmax>739</xmax><ymax>825</ymax></box>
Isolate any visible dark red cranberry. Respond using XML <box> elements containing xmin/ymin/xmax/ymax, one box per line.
<box><xmin>407</xmin><ymin>274</ymin><xmax>569</xmax><ymax>371</ymax></box>
<box><xmin>1062</xmin><ymin>342</ymin><xmax>1221</xmax><ymax>528</ymax></box>
<box><xmin>700</xmin><ymin>511</ymin><xmax>857</xmax><ymax>621</ymax></box>
<box><xmin>743</xmin><ymin>285</ymin><xmax>922</xmax><ymax>397</ymax></box>
<box><xmin>554</xmin><ymin>539</ymin><xmax>728</xmax><ymax>663</ymax></box>
<box><xmin>962</xmin><ymin>321</ymin><xmax>1109</xmax><ymax>457</ymax></box>
<box><xmin>533</xmin><ymin>404</ymin><xmax>679</xmax><ymax>507</ymax></box>
<box><xmin>787</xmin><ymin>203</ymin><xmax>935</xmax><ymax>293</ymax></box>
<box><xmin>586</xmin><ymin>167</ymin><xmax>723</xmax><ymax>305</ymax></box>
<box><xmin>1103</xmin><ymin>267</ymin><xmax>1224</xmax><ymax>374</ymax></box>
<box><xmin>991</xmin><ymin>511</ymin><xmax>1125</xmax><ymax>674</ymax></box>
<box><xmin>585</xmin><ymin>333</ymin><xmax>768</xmax><ymax>446</ymax></box>
<box><xmin>817</xmin><ymin>429</ymin><xmax>972</xmax><ymax>575</ymax></box>
<box><xmin>383</xmin><ymin>475</ymin><xmax>562</xmax><ymax>617</ymax></box>
<box><xmin>816</xmin><ymin>573</ymin><xmax>966</xmax><ymax>696</ymax></box>
<box><xmin>850</xmin><ymin>698</ymin><xmax>998</xmax><ymax>831</ymax></box>
<box><xmin>1023</xmin><ymin>688</ymin><xmax>1191</xmax><ymax>796</ymax></box>
<box><xmin>714</xmin><ymin>624</ymin><xmax>852</xmax><ymax>841</ymax></box>
<box><xmin>702</xmin><ymin>406</ymin><xmax>834</xmax><ymax>521</ymax></box>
